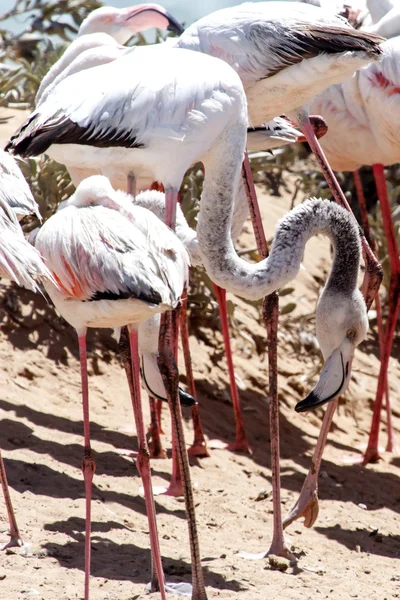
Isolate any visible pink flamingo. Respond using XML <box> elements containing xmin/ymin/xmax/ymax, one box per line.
<box><xmin>282</xmin><ymin>34</ymin><xmax>400</xmax><ymax>533</ymax></box>
<box><xmin>33</xmin><ymin>175</ymin><xmax>195</xmax><ymax>600</ymax></box>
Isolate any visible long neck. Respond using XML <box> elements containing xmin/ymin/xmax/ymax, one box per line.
<box><xmin>199</xmin><ymin>130</ymin><xmax>361</xmax><ymax>302</ymax></box>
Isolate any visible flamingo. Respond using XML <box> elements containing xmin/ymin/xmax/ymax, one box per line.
<box><xmin>0</xmin><ymin>149</ymin><xmax>41</xmax><ymax>220</ymax></box>
<box><xmin>33</xmin><ymin>174</ymin><xmax>197</xmax><ymax>600</ymax></box>
<box><xmin>173</xmin><ymin>1</ymin><xmax>382</xmax><ymax>205</ymax></box>
<box><xmin>282</xmin><ymin>34</ymin><xmax>400</xmax><ymax>533</ymax></box>
<box><xmin>0</xmin><ymin>151</ymin><xmax>53</xmax><ymax>551</ymax></box>
<box><xmin>36</xmin><ymin>3</ymin><xmax>184</xmax><ymax>106</ymax></box>
<box><xmin>312</xmin><ymin>35</ymin><xmax>400</xmax><ymax>463</ymax></box>
<box><xmin>5</xmin><ymin>39</ymin><xmax>371</xmax><ymax>562</ymax></box>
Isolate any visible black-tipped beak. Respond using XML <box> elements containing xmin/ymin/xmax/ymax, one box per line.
<box><xmin>178</xmin><ymin>387</ymin><xmax>197</xmax><ymax>407</ymax></box>
<box><xmin>295</xmin><ymin>390</ymin><xmax>332</xmax><ymax>413</ymax></box>
<box><xmin>166</xmin><ymin>13</ymin><xmax>184</xmax><ymax>35</ymax></box>
<box><xmin>295</xmin><ymin>349</ymin><xmax>347</xmax><ymax>413</ymax></box>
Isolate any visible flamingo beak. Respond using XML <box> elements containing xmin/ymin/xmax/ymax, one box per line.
<box><xmin>295</xmin><ymin>339</ymin><xmax>354</xmax><ymax>413</ymax></box>
<box><xmin>178</xmin><ymin>388</ymin><xmax>197</xmax><ymax>407</ymax></box>
<box><xmin>122</xmin><ymin>4</ymin><xmax>184</xmax><ymax>35</ymax></box>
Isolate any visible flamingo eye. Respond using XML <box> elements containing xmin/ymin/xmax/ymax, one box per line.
<box><xmin>346</xmin><ymin>327</ymin><xmax>356</xmax><ymax>340</ymax></box>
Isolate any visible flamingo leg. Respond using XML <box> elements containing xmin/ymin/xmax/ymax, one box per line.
<box><xmin>154</xmin><ymin>302</ymin><xmax>186</xmax><ymax>496</ymax></box>
<box><xmin>158</xmin><ymin>309</ymin><xmax>207</xmax><ymax>600</ymax></box>
<box><xmin>119</xmin><ymin>326</ymin><xmax>166</xmax><ymax>597</ymax></box>
<box><xmin>210</xmin><ymin>284</ymin><xmax>251</xmax><ymax>453</ymax></box>
<box><xmin>283</xmin><ymin>399</ymin><xmax>338</xmax><ymax>530</ymax></box>
<box><xmin>374</xmin><ymin>294</ymin><xmax>397</xmax><ymax>453</ymax></box>
<box><xmin>77</xmin><ymin>330</ymin><xmax>95</xmax><ymax>600</ymax></box>
<box><xmin>362</xmin><ymin>164</ymin><xmax>400</xmax><ymax>464</ymax></box>
<box><xmin>156</xmin><ymin>400</ymin><xmax>165</xmax><ymax>435</ymax></box>
<box><xmin>353</xmin><ymin>170</ymin><xmax>377</xmax><ymax>253</ymax></box>
<box><xmin>0</xmin><ymin>447</ymin><xmax>24</xmax><ymax>550</ymax></box>
<box><xmin>353</xmin><ymin>170</ymin><xmax>397</xmax><ymax>454</ymax></box>
<box><xmin>239</xmin><ymin>153</ymin><xmax>293</xmax><ymax>559</ymax></box>
<box><xmin>148</xmin><ymin>396</ymin><xmax>167</xmax><ymax>459</ymax></box>
<box><xmin>295</xmin><ymin>110</ymin><xmax>382</xmax><ymax>309</ymax></box>
<box><xmin>180</xmin><ymin>288</ymin><xmax>209</xmax><ymax>458</ymax></box>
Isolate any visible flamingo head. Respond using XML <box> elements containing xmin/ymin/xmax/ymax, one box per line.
<box><xmin>78</xmin><ymin>4</ymin><xmax>184</xmax><ymax>44</ymax></box>
<box><xmin>295</xmin><ymin>289</ymin><xmax>368</xmax><ymax>413</ymax></box>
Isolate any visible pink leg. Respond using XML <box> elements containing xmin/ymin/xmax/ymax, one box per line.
<box><xmin>296</xmin><ymin>111</ymin><xmax>382</xmax><ymax>310</ymax></box>
<box><xmin>353</xmin><ymin>170</ymin><xmax>378</xmax><ymax>254</ymax></box>
<box><xmin>180</xmin><ymin>288</ymin><xmax>209</xmax><ymax>458</ymax></box>
<box><xmin>210</xmin><ymin>284</ymin><xmax>251</xmax><ymax>454</ymax></box>
<box><xmin>239</xmin><ymin>154</ymin><xmax>292</xmax><ymax>559</ymax></box>
<box><xmin>263</xmin><ymin>293</ymin><xmax>293</xmax><ymax>557</ymax></box>
<box><xmin>374</xmin><ymin>295</ymin><xmax>397</xmax><ymax>453</ymax></box>
<box><xmin>156</xmin><ymin>400</ymin><xmax>165</xmax><ymax>435</ymax></box>
<box><xmin>283</xmin><ymin>399</ymin><xmax>338</xmax><ymax>530</ymax></box>
<box><xmin>154</xmin><ymin>302</ymin><xmax>186</xmax><ymax>496</ymax></box>
<box><xmin>77</xmin><ymin>331</ymin><xmax>96</xmax><ymax>600</ymax></box>
<box><xmin>363</xmin><ymin>290</ymin><xmax>399</xmax><ymax>463</ymax></box>
<box><xmin>362</xmin><ymin>165</ymin><xmax>400</xmax><ymax>464</ymax></box>
<box><xmin>118</xmin><ymin>327</ymin><xmax>166</xmax><ymax>595</ymax></box>
<box><xmin>148</xmin><ymin>396</ymin><xmax>167</xmax><ymax>459</ymax></box>
<box><xmin>158</xmin><ymin>310</ymin><xmax>207</xmax><ymax>599</ymax></box>
<box><xmin>127</xmin><ymin>326</ymin><xmax>166</xmax><ymax>597</ymax></box>
<box><xmin>0</xmin><ymin>448</ymin><xmax>24</xmax><ymax>550</ymax></box>
<box><xmin>353</xmin><ymin>171</ymin><xmax>395</xmax><ymax>452</ymax></box>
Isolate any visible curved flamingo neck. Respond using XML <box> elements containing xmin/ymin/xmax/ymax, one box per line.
<box><xmin>198</xmin><ymin>127</ymin><xmax>361</xmax><ymax>302</ymax></box>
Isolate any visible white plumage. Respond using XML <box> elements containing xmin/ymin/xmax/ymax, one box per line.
<box><xmin>0</xmin><ymin>149</ymin><xmax>41</xmax><ymax>220</ymax></box>
<box><xmin>7</xmin><ymin>46</ymin><xmax>247</xmax><ymax>195</ymax></box>
<box><xmin>0</xmin><ymin>150</ymin><xmax>51</xmax><ymax>292</ymax></box>
<box><xmin>174</xmin><ymin>1</ymin><xmax>383</xmax><ymax>125</ymax></box>
<box><xmin>310</xmin><ymin>36</ymin><xmax>400</xmax><ymax>171</ymax></box>
<box><xmin>34</xmin><ymin>176</ymin><xmax>189</xmax><ymax>332</ymax></box>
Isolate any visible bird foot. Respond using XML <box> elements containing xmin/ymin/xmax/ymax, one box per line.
<box><xmin>149</xmin><ymin>446</ymin><xmax>167</xmax><ymax>460</ymax></box>
<box><xmin>238</xmin><ymin>539</ymin><xmax>296</xmax><ymax>562</ymax></box>
<box><xmin>283</xmin><ymin>491</ymin><xmax>319</xmax><ymax>530</ymax></box>
<box><xmin>151</xmin><ymin>480</ymin><xmax>184</xmax><ymax>497</ymax></box>
<box><xmin>188</xmin><ymin>441</ymin><xmax>210</xmax><ymax>458</ymax></box>
<box><xmin>1</xmin><ymin>534</ymin><xmax>25</xmax><ymax>552</ymax></box>
<box><xmin>362</xmin><ymin>446</ymin><xmax>383</xmax><ymax>465</ymax></box>
<box><xmin>341</xmin><ymin>444</ymin><xmax>385</xmax><ymax>464</ymax></box>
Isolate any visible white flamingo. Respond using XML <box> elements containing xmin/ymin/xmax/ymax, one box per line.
<box><xmin>0</xmin><ymin>152</ymin><xmax>53</xmax><ymax>551</ymax></box>
<box><xmin>34</xmin><ymin>175</ymin><xmax>192</xmax><ymax>600</ymax></box>
<box><xmin>173</xmin><ymin>1</ymin><xmax>383</xmax><ymax>211</ymax></box>
<box><xmin>283</xmin><ymin>36</ymin><xmax>400</xmax><ymax>532</ymax></box>
<box><xmin>0</xmin><ymin>149</ymin><xmax>41</xmax><ymax>220</ymax></box>
<box><xmin>281</xmin><ymin>32</ymin><xmax>400</xmax><ymax>533</ymax></box>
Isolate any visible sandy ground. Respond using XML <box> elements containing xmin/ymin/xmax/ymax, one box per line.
<box><xmin>0</xmin><ymin>111</ymin><xmax>399</xmax><ymax>600</ymax></box>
